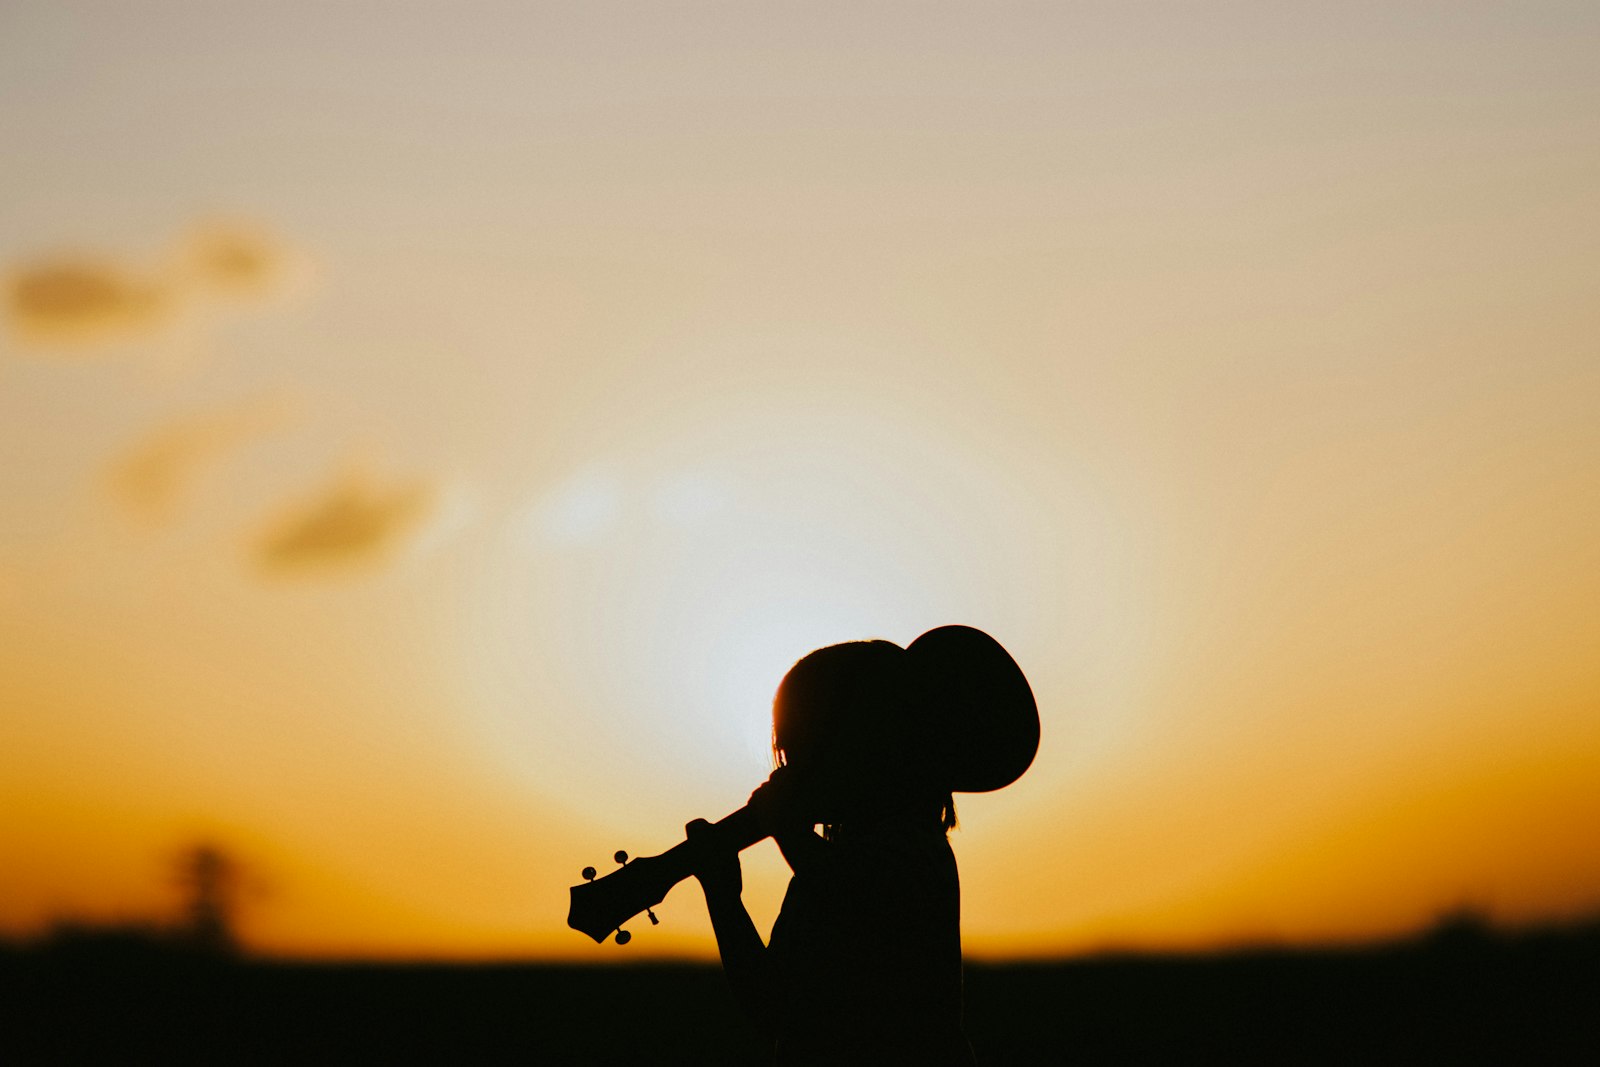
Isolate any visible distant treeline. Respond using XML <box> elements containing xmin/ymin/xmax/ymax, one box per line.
<box><xmin>4</xmin><ymin>913</ymin><xmax>1598</xmax><ymax>1064</ymax></box>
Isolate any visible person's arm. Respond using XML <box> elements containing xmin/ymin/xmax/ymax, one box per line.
<box><xmin>684</xmin><ymin>819</ymin><xmax>774</xmax><ymax>1030</ymax></box>
<box><xmin>772</xmin><ymin>826</ymin><xmax>829</xmax><ymax>874</ymax></box>
<box><xmin>748</xmin><ymin>766</ymin><xmax>832</xmax><ymax>876</ymax></box>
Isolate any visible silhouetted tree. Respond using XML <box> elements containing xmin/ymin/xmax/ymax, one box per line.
<box><xmin>173</xmin><ymin>843</ymin><xmax>241</xmax><ymax>955</ymax></box>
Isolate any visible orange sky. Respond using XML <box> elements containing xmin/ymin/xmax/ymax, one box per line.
<box><xmin>3</xmin><ymin>2</ymin><xmax>1599</xmax><ymax>960</ymax></box>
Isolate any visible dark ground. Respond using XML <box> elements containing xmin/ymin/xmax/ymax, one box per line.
<box><xmin>3</xmin><ymin>918</ymin><xmax>1597</xmax><ymax>1064</ymax></box>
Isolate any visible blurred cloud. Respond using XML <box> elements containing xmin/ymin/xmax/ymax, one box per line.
<box><xmin>649</xmin><ymin>471</ymin><xmax>732</xmax><ymax>527</ymax></box>
<box><xmin>5</xmin><ymin>258</ymin><xmax>172</xmax><ymax>349</ymax></box>
<box><xmin>255</xmin><ymin>470</ymin><xmax>438</xmax><ymax>574</ymax></box>
<box><xmin>531</xmin><ymin>470</ymin><xmax>624</xmax><ymax>545</ymax></box>
<box><xmin>106</xmin><ymin>395</ymin><xmax>297</xmax><ymax>524</ymax></box>
<box><xmin>4</xmin><ymin>220</ymin><xmax>307</xmax><ymax>356</ymax></box>
<box><xmin>527</xmin><ymin>469</ymin><xmax>733</xmax><ymax>546</ymax></box>
<box><xmin>178</xmin><ymin>221</ymin><xmax>308</xmax><ymax>304</ymax></box>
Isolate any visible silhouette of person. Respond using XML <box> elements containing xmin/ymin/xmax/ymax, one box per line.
<box><xmin>686</xmin><ymin>640</ymin><xmax>979</xmax><ymax>1065</ymax></box>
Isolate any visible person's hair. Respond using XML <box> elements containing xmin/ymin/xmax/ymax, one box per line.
<box><xmin>771</xmin><ymin>640</ymin><xmax>956</xmax><ymax>838</ymax></box>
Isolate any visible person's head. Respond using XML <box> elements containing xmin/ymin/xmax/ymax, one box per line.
<box><xmin>771</xmin><ymin>640</ymin><xmax>956</xmax><ymax>835</ymax></box>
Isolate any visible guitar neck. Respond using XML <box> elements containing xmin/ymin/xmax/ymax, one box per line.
<box><xmin>652</xmin><ymin>802</ymin><xmax>768</xmax><ymax>883</ymax></box>
<box><xmin>566</xmin><ymin>802</ymin><xmax>771</xmax><ymax>944</ymax></box>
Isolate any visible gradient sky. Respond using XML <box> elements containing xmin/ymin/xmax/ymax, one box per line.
<box><xmin>3</xmin><ymin>1</ymin><xmax>1598</xmax><ymax>959</ymax></box>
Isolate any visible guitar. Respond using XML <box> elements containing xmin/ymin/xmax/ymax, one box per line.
<box><xmin>566</xmin><ymin>804</ymin><xmax>767</xmax><ymax>944</ymax></box>
<box><xmin>567</xmin><ymin>626</ymin><xmax>1039</xmax><ymax>945</ymax></box>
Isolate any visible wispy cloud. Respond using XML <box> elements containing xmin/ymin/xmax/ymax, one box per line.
<box><xmin>254</xmin><ymin>471</ymin><xmax>437</xmax><ymax>574</ymax></box>
<box><xmin>4</xmin><ymin>258</ymin><xmax>173</xmax><ymax>349</ymax></box>
<box><xmin>178</xmin><ymin>221</ymin><xmax>307</xmax><ymax>303</ymax></box>
<box><xmin>4</xmin><ymin>221</ymin><xmax>307</xmax><ymax>357</ymax></box>
<box><xmin>105</xmin><ymin>396</ymin><xmax>295</xmax><ymax>523</ymax></box>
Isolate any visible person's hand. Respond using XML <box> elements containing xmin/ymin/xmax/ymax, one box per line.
<box><xmin>747</xmin><ymin>765</ymin><xmax>813</xmax><ymax>838</ymax></box>
<box><xmin>684</xmin><ymin>818</ymin><xmax>742</xmax><ymax>899</ymax></box>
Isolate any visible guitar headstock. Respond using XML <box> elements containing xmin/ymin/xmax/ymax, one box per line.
<box><xmin>566</xmin><ymin>850</ymin><xmax>668</xmax><ymax>945</ymax></box>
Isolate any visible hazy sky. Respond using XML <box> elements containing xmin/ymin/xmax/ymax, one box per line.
<box><xmin>3</xmin><ymin>1</ymin><xmax>1598</xmax><ymax>958</ymax></box>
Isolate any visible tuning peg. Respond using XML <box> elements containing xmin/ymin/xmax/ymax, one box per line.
<box><xmin>646</xmin><ymin>907</ymin><xmax>659</xmax><ymax>926</ymax></box>
<box><xmin>614</xmin><ymin>850</ymin><xmax>629</xmax><ymax>865</ymax></box>
<box><xmin>581</xmin><ymin>866</ymin><xmax>596</xmax><ymax>882</ymax></box>
<box><xmin>615</xmin><ymin>929</ymin><xmax>632</xmax><ymax>945</ymax></box>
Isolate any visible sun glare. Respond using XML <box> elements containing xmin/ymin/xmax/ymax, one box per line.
<box><xmin>467</xmin><ymin>447</ymin><xmax>976</xmax><ymax>828</ymax></box>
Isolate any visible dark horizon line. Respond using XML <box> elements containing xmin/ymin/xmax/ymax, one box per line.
<box><xmin>8</xmin><ymin>906</ymin><xmax>1598</xmax><ymax>968</ymax></box>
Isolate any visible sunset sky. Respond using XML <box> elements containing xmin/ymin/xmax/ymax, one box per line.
<box><xmin>3</xmin><ymin>2</ymin><xmax>1598</xmax><ymax>960</ymax></box>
